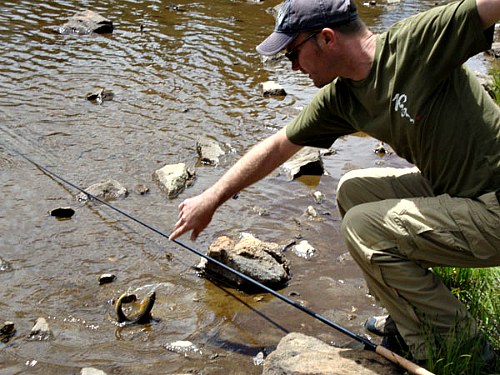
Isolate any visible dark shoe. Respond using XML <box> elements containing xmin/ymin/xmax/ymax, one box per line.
<box><xmin>479</xmin><ymin>337</ymin><xmax>498</xmax><ymax>373</ymax></box>
<box><xmin>365</xmin><ymin>315</ymin><xmax>399</xmax><ymax>337</ymax></box>
<box><xmin>381</xmin><ymin>333</ymin><xmax>410</xmax><ymax>357</ymax></box>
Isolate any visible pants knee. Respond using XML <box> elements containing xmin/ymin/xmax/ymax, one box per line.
<box><xmin>336</xmin><ymin>170</ymin><xmax>363</xmax><ymax>216</ymax></box>
<box><xmin>340</xmin><ymin>206</ymin><xmax>372</xmax><ymax>264</ymax></box>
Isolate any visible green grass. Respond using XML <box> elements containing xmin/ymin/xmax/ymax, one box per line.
<box><xmin>427</xmin><ymin>266</ymin><xmax>500</xmax><ymax>374</ymax></box>
<box><xmin>490</xmin><ymin>65</ymin><xmax>500</xmax><ymax>104</ymax></box>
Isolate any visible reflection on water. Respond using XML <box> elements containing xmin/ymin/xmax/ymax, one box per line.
<box><xmin>0</xmin><ymin>0</ymin><xmax>493</xmax><ymax>373</ymax></box>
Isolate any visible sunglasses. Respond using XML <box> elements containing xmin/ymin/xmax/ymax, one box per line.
<box><xmin>285</xmin><ymin>31</ymin><xmax>320</xmax><ymax>62</ymax></box>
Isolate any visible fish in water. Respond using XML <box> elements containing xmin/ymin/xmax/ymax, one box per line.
<box><xmin>114</xmin><ymin>291</ymin><xmax>156</xmax><ymax>325</ymax></box>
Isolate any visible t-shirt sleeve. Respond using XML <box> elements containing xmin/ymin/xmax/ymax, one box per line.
<box><xmin>285</xmin><ymin>83</ymin><xmax>356</xmax><ymax>148</ymax></box>
<box><xmin>391</xmin><ymin>0</ymin><xmax>493</xmax><ymax>78</ymax></box>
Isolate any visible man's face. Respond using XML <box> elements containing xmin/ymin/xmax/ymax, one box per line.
<box><xmin>285</xmin><ymin>30</ymin><xmax>338</xmax><ymax>88</ymax></box>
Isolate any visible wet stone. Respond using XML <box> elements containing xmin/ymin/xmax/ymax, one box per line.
<box><xmin>29</xmin><ymin>317</ymin><xmax>53</xmax><ymax>341</ymax></box>
<box><xmin>259</xmin><ymin>81</ymin><xmax>287</xmax><ymax>97</ymax></box>
<box><xmin>98</xmin><ymin>273</ymin><xmax>116</xmax><ymax>285</ymax></box>
<box><xmin>164</xmin><ymin>340</ymin><xmax>202</xmax><ymax>356</ymax></box>
<box><xmin>77</xmin><ymin>179</ymin><xmax>128</xmax><ymax>202</ymax></box>
<box><xmin>198</xmin><ymin>233</ymin><xmax>291</xmax><ymax>291</ymax></box>
<box><xmin>196</xmin><ymin>135</ymin><xmax>227</xmax><ymax>166</ymax></box>
<box><xmin>81</xmin><ymin>368</ymin><xmax>108</xmax><ymax>375</ymax></box>
<box><xmin>0</xmin><ymin>256</ymin><xmax>12</xmax><ymax>272</ymax></box>
<box><xmin>253</xmin><ymin>351</ymin><xmax>265</xmax><ymax>366</ymax></box>
<box><xmin>49</xmin><ymin>206</ymin><xmax>75</xmax><ymax>219</ymax></box>
<box><xmin>134</xmin><ymin>184</ymin><xmax>149</xmax><ymax>195</ymax></box>
<box><xmin>152</xmin><ymin>163</ymin><xmax>195</xmax><ymax>199</ymax></box>
<box><xmin>305</xmin><ymin>205</ymin><xmax>318</xmax><ymax>218</ymax></box>
<box><xmin>86</xmin><ymin>88</ymin><xmax>114</xmax><ymax>105</ymax></box>
<box><xmin>292</xmin><ymin>240</ymin><xmax>316</xmax><ymax>260</ymax></box>
<box><xmin>281</xmin><ymin>147</ymin><xmax>324</xmax><ymax>180</ymax></box>
<box><xmin>1</xmin><ymin>321</ymin><xmax>16</xmax><ymax>343</ymax></box>
<box><xmin>312</xmin><ymin>190</ymin><xmax>325</xmax><ymax>204</ymax></box>
<box><xmin>58</xmin><ymin>10</ymin><xmax>113</xmax><ymax>35</ymax></box>
<box><xmin>263</xmin><ymin>332</ymin><xmax>401</xmax><ymax>375</ymax></box>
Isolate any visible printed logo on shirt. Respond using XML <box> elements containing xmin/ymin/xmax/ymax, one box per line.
<box><xmin>392</xmin><ymin>93</ymin><xmax>415</xmax><ymax>124</ymax></box>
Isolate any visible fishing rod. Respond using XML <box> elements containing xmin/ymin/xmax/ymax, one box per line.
<box><xmin>16</xmin><ymin>151</ymin><xmax>434</xmax><ymax>375</ymax></box>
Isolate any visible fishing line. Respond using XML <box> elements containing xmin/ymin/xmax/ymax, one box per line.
<box><xmin>15</xmin><ymin>150</ymin><xmax>375</xmax><ymax>346</ymax></box>
<box><xmin>14</xmin><ymin>150</ymin><xmax>434</xmax><ymax>375</ymax></box>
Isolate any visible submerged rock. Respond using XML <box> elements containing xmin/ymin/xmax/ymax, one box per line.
<box><xmin>58</xmin><ymin>10</ymin><xmax>113</xmax><ymax>35</ymax></box>
<box><xmin>86</xmin><ymin>88</ymin><xmax>114</xmax><ymax>104</ymax></box>
<box><xmin>164</xmin><ymin>340</ymin><xmax>202</xmax><ymax>356</ymax></box>
<box><xmin>198</xmin><ymin>233</ymin><xmax>291</xmax><ymax>291</ymax></box>
<box><xmin>263</xmin><ymin>332</ymin><xmax>400</xmax><ymax>375</ymax></box>
<box><xmin>134</xmin><ymin>183</ymin><xmax>149</xmax><ymax>195</ymax></box>
<box><xmin>76</xmin><ymin>179</ymin><xmax>128</xmax><ymax>202</ymax></box>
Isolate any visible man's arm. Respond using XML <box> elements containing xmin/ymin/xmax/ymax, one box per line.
<box><xmin>169</xmin><ymin>127</ymin><xmax>302</xmax><ymax>241</ymax></box>
<box><xmin>476</xmin><ymin>0</ymin><xmax>500</xmax><ymax>30</ymax></box>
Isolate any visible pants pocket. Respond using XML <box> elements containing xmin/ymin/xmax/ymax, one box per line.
<box><xmin>448</xmin><ymin>194</ymin><xmax>500</xmax><ymax>261</ymax></box>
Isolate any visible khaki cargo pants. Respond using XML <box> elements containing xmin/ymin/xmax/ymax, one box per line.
<box><xmin>336</xmin><ymin>167</ymin><xmax>500</xmax><ymax>360</ymax></box>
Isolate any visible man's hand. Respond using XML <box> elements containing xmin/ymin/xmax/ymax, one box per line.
<box><xmin>169</xmin><ymin>128</ymin><xmax>302</xmax><ymax>242</ymax></box>
<box><xmin>169</xmin><ymin>192</ymin><xmax>217</xmax><ymax>241</ymax></box>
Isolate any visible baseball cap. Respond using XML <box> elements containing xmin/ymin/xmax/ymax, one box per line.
<box><xmin>256</xmin><ymin>0</ymin><xmax>358</xmax><ymax>56</ymax></box>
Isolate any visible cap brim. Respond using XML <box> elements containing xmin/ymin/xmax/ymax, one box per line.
<box><xmin>256</xmin><ymin>32</ymin><xmax>296</xmax><ymax>56</ymax></box>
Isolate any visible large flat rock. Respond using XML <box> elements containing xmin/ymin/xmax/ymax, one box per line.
<box><xmin>263</xmin><ymin>332</ymin><xmax>401</xmax><ymax>375</ymax></box>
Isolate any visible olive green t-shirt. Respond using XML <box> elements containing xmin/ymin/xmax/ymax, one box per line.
<box><xmin>286</xmin><ymin>0</ymin><xmax>500</xmax><ymax>198</ymax></box>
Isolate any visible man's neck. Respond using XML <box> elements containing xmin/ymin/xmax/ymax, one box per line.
<box><xmin>348</xmin><ymin>31</ymin><xmax>377</xmax><ymax>81</ymax></box>
<box><xmin>338</xmin><ymin>30</ymin><xmax>376</xmax><ymax>82</ymax></box>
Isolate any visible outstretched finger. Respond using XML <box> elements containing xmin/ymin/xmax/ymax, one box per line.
<box><xmin>169</xmin><ymin>220</ymin><xmax>187</xmax><ymax>241</ymax></box>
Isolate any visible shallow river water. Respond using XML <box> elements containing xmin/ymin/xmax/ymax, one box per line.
<box><xmin>0</xmin><ymin>0</ymin><xmax>494</xmax><ymax>374</ymax></box>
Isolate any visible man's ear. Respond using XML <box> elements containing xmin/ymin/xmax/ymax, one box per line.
<box><xmin>319</xmin><ymin>28</ymin><xmax>336</xmax><ymax>48</ymax></box>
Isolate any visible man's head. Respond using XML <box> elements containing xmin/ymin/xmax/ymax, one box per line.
<box><xmin>256</xmin><ymin>0</ymin><xmax>359</xmax><ymax>56</ymax></box>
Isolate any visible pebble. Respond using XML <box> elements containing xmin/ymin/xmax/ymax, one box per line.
<box><xmin>292</xmin><ymin>240</ymin><xmax>316</xmax><ymax>259</ymax></box>
<box><xmin>312</xmin><ymin>191</ymin><xmax>325</xmax><ymax>203</ymax></box>
<box><xmin>98</xmin><ymin>274</ymin><xmax>116</xmax><ymax>285</ymax></box>
<box><xmin>29</xmin><ymin>317</ymin><xmax>53</xmax><ymax>341</ymax></box>
<box><xmin>49</xmin><ymin>207</ymin><xmax>75</xmax><ymax>219</ymax></box>
<box><xmin>306</xmin><ymin>205</ymin><xmax>318</xmax><ymax>218</ymax></box>
<box><xmin>164</xmin><ymin>340</ymin><xmax>202</xmax><ymax>356</ymax></box>
<box><xmin>81</xmin><ymin>367</ymin><xmax>108</xmax><ymax>375</ymax></box>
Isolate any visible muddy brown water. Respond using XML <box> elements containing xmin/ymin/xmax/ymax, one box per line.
<box><xmin>0</xmin><ymin>0</ymin><xmax>493</xmax><ymax>374</ymax></box>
